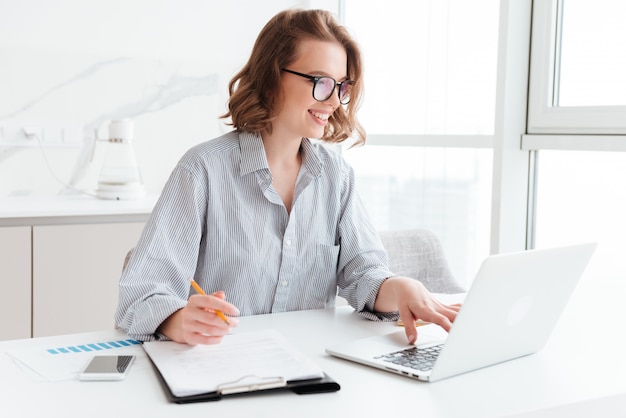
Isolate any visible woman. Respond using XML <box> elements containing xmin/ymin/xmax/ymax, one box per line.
<box><xmin>115</xmin><ymin>8</ymin><xmax>460</xmax><ymax>345</ymax></box>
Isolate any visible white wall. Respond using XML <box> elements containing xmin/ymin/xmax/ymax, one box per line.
<box><xmin>0</xmin><ymin>0</ymin><xmax>315</xmax><ymax>197</ymax></box>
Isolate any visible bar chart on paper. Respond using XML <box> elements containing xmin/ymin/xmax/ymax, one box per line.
<box><xmin>6</xmin><ymin>338</ymin><xmax>143</xmax><ymax>381</ymax></box>
<box><xmin>45</xmin><ymin>339</ymin><xmax>140</xmax><ymax>355</ymax></box>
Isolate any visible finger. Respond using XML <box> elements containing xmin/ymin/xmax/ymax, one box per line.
<box><xmin>208</xmin><ymin>291</ymin><xmax>239</xmax><ymax>324</ymax></box>
<box><xmin>185</xmin><ymin>311</ymin><xmax>230</xmax><ymax>333</ymax></box>
<box><xmin>189</xmin><ymin>294</ymin><xmax>240</xmax><ymax>317</ymax></box>
<box><xmin>183</xmin><ymin>298</ymin><xmax>237</xmax><ymax>329</ymax></box>
<box><xmin>430</xmin><ymin>299</ymin><xmax>462</xmax><ymax>311</ymax></box>
<box><xmin>210</xmin><ymin>299</ymin><xmax>240</xmax><ymax>320</ymax></box>
<box><xmin>397</xmin><ymin>307</ymin><xmax>418</xmax><ymax>344</ymax></box>
<box><xmin>438</xmin><ymin>304</ymin><xmax>461</xmax><ymax>323</ymax></box>
<box><xmin>427</xmin><ymin>300</ymin><xmax>462</xmax><ymax>324</ymax></box>
<box><xmin>424</xmin><ymin>312</ymin><xmax>453</xmax><ymax>332</ymax></box>
<box><xmin>435</xmin><ymin>314</ymin><xmax>453</xmax><ymax>332</ymax></box>
<box><xmin>179</xmin><ymin>308</ymin><xmax>235</xmax><ymax>345</ymax></box>
<box><xmin>403</xmin><ymin>322</ymin><xmax>418</xmax><ymax>345</ymax></box>
<box><xmin>196</xmin><ymin>305</ymin><xmax>240</xmax><ymax>330</ymax></box>
<box><xmin>183</xmin><ymin>332</ymin><xmax>225</xmax><ymax>346</ymax></box>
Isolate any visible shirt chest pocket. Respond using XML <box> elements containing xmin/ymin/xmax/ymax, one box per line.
<box><xmin>305</xmin><ymin>243</ymin><xmax>340</xmax><ymax>287</ymax></box>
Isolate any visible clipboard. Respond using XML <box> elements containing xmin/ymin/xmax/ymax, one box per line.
<box><xmin>142</xmin><ymin>329</ymin><xmax>340</xmax><ymax>403</ymax></box>
<box><xmin>148</xmin><ymin>358</ymin><xmax>340</xmax><ymax>403</ymax></box>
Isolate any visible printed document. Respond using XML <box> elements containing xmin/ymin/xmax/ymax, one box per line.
<box><xmin>143</xmin><ymin>329</ymin><xmax>324</xmax><ymax>397</ymax></box>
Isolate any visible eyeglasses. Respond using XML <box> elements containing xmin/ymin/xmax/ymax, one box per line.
<box><xmin>281</xmin><ymin>68</ymin><xmax>353</xmax><ymax>105</ymax></box>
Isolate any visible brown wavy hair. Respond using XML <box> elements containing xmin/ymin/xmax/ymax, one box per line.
<box><xmin>220</xmin><ymin>9</ymin><xmax>366</xmax><ymax>146</ymax></box>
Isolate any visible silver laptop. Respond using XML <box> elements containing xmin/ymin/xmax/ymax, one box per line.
<box><xmin>326</xmin><ymin>243</ymin><xmax>597</xmax><ymax>382</ymax></box>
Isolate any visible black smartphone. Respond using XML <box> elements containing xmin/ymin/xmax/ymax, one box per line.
<box><xmin>79</xmin><ymin>355</ymin><xmax>135</xmax><ymax>381</ymax></box>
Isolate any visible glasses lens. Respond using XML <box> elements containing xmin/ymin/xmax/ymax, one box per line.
<box><xmin>313</xmin><ymin>77</ymin><xmax>335</xmax><ymax>101</ymax></box>
<box><xmin>339</xmin><ymin>82</ymin><xmax>352</xmax><ymax>104</ymax></box>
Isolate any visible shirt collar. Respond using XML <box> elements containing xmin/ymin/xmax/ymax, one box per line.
<box><xmin>239</xmin><ymin>131</ymin><xmax>268</xmax><ymax>176</ymax></box>
<box><xmin>300</xmin><ymin>137</ymin><xmax>323</xmax><ymax>178</ymax></box>
<box><xmin>238</xmin><ymin>131</ymin><xmax>323</xmax><ymax>178</ymax></box>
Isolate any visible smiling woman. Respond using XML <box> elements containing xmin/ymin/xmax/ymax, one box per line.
<box><xmin>223</xmin><ymin>8</ymin><xmax>365</xmax><ymax>145</ymax></box>
<box><xmin>273</xmin><ymin>38</ymin><xmax>349</xmax><ymax>143</ymax></box>
<box><xmin>115</xmin><ymin>8</ymin><xmax>461</xmax><ymax>346</ymax></box>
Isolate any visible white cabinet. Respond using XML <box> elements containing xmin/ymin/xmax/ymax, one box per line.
<box><xmin>0</xmin><ymin>227</ymin><xmax>32</xmax><ymax>340</ymax></box>
<box><xmin>32</xmin><ymin>222</ymin><xmax>145</xmax><ymax>337</ymax></box>
<box><xmin>0</xmin><ymin>194</ymin><xmax>156</xmax><ymax>340</ymax></box>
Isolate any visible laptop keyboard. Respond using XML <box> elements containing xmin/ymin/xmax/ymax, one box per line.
<box><xmin>375</xmin><ymin>344</ymin><xmax>443</xmax><ymax>372</ymax></box>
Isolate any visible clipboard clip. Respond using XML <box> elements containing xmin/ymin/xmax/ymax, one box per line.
<box><xmin>217</xmin><ymin>375</ymin><xmax>286</xmax><ymax>395</ymax></box>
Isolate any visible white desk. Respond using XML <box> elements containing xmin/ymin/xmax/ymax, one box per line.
<box><xmin>1</xmin><ymin>278</ymin><xmax>625</xmax><ymax>418</ymax></box>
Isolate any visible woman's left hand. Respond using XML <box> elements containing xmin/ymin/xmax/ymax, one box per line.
<box><xmin>375</xmin><ymin>276</ymin><xmax>462</xmax><ymax>344</ymax></box>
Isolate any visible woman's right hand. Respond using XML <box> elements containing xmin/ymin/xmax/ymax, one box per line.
<box><xmin>158</xmin><ymin>291</ymin><xmax>240</xmax><ymax>345</ymax></box>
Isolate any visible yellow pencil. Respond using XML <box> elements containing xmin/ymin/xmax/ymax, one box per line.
<box><xmin>190</xmin><ymin>279</ymin><xmax>231</xmax><ymax>325</ymax></box>
<box><xmin>397</xmin><ymin>318</ymin><xmax>431</xmax><ymax>327</ymax></box>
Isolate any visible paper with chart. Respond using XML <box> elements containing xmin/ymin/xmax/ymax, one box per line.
<box><xmin>5</xmin><ymin>337</ymin><xmax>142</xmax><ymax>381</ymax></box>
<box><xmin>142</xmin><ymin>328</ymin><xmax>324</xmax><ymax>397</ymax></box>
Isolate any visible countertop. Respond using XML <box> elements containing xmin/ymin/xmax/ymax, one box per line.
<box><xmin>0</xmin><ymin>194</ymin><xmax>159</xmax><ymax>226</ymax></box>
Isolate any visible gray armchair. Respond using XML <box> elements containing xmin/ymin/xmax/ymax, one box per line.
<box><xmin>378</xmin><ymin>229</ymin><xmax>465</xmax><ymax>294</ymax></box>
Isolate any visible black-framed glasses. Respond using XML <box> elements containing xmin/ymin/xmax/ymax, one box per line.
<box><xmin>282</xmin><ymin>68</ymin><xmax>353</xmax><ymax>105</ymax></box>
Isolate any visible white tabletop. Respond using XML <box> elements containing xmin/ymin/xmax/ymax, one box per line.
<box><xmin>1</xmin><ymin>278</ymin><xmax>624</xmax><ymax>418</ymax></box>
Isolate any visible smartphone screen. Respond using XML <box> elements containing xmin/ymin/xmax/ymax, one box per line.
<box><xmin>79</xmin><ymin>355</ymin><xmax>135</xmax><ymax>381</ymax></box>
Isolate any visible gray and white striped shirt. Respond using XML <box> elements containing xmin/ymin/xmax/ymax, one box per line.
<box><xmin>115</xmin><ymin>130</ymin><xmax>396</xmax><ymax>341</ymax></box>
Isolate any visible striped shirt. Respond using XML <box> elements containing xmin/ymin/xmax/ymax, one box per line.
<box><xmin>115</xmin><ymin>130</ymin><xmax>397</xmax><ymax>341</ymax></box>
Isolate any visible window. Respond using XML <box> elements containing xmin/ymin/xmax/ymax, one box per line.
<box><xmin>557</xmin><ymin>0</ymin><xmax>626</xmax><ymax>107</ymax></box>
<box><xmin>342</xmin><ymin>0</ymin><xmax>500</xmax><ymax>286</ymax></box>
<box><xmin>526</xmin><ymin>0</ymin><xmax>626</xmax><ymax>282</ymax></box>
<box><xmin>343</xmin><ymin>145</ymin><xmax>492</xmax><ymax>286</ymax></box>
<box><xmin>340</xmin><ymin>0</ymin><xmax>624</xmax><ymax>285</ymax></box>
<box><xmin>534</xmin><ymin>151</ymin><xmax>626</xmax><ymax>281</ymax></box>
<box><xmin>345</xmin><ymin>0</ymin><xmax>499</xmax><ymax>135</ymax></box>
<box><xmin>528</xmin><ymin>0</ymin><xmax>626</xmax><ymax>134</ymax></box>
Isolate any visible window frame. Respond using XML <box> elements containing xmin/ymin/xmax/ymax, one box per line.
<box><xmin>526</xmin><ymin>0</ymin><xmax>626</xmax><ymax>136</ymax></box>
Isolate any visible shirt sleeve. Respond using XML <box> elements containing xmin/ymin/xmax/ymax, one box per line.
<box><xmin>335</xmin><ymin>163</ymin><xmax>399</xmax><ymax>322</ymax></box>
<box><xmin>114</xmin><ymin>163</ymin><xmax>207</xmax><ymax>341</ymax></box>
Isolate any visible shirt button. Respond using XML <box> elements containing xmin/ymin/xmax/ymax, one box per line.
<box><xmin>282</xmin><ymin>280</ymin><xmax>288</xmax><ymax>287</ymax></box>
<box><xmin>286</xmin><ymin>239</ymin><xmax>292</xmax><ymax>246</ymax></box>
